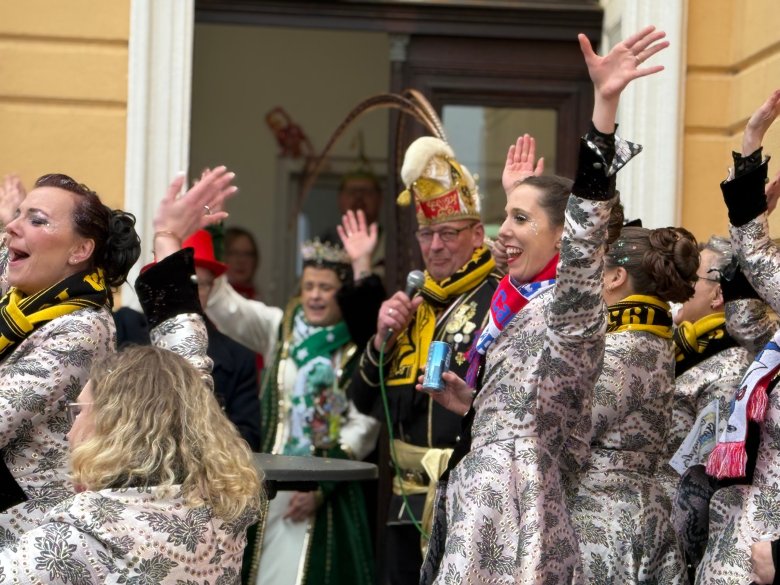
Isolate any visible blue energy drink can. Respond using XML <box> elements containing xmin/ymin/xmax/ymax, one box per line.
<box><xmin>422</xmin><ymin>341</ymin><xmax>452</xmax><ymax>392</ymax></box>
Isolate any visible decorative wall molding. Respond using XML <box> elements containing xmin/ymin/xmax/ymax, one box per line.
<box><xmin>603</xmin><ymin>0</ymin><xmax>687</xmax><ymax>228</ymax></box>
<box><xmin>123</xmin><ymin>0</ymin><xmax>194</xmax><ymax>307</ymax></box>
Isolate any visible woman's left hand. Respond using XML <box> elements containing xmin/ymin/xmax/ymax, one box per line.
<box><xmin>415</xmin><ymin>370</ymin><xmax>475</xmax><ymax>417</ymax></box>
<box><xmin>153</xmin><ymin>166</ymin><xmax>237</xmax><ymax>260</ymax></box>
<box><xmin>579</xmin><ymin>25</ymin><xmax>668</xmax><ymax>102</ymax></box>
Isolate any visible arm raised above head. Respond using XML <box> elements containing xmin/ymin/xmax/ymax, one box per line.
<box><xmin>579</xmin><ymin>25</ymin><xmax>669</xmax><ymax>134</ymax></box>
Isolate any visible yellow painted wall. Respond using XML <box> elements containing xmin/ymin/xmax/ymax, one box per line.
<box><xmin>0</xmin><ymin>1</ymin><xmax>130</xmax><ymax>210</ymax></box>
<box><xmin>684</xmin><ymin>0</ymin><xmax>780</xmax><ymax>240</ymax></box>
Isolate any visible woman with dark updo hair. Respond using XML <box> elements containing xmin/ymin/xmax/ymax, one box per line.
<box><xmin>568</xmin><ymin>225</ymin><xmax>698</xmax><ymax>584</ymax></box>
<box><xmin>0</xmin><ymin>173</ymin><xmax>144</xmax><ymax>544</ymax></box>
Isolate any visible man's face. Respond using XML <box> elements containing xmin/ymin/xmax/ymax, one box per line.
<box><xmin>338</xmin><ymin>177</ymin><xmax>382</xmax><ymax>225</ymax></box>
<box><xmin>416</xmin><ymin>220</ymin><xmax>485</xmax><ymax>282</ymax></box>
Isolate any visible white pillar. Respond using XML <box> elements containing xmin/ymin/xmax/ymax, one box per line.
<box><xmin>123</xmin><ymin>0</ymin><xmax>194</xmax><ymax>307</ymax></box>
<box><xmin>602</xmin><ymin>0</ymin><xmax>688</xmax><ymax>229</ymax></box>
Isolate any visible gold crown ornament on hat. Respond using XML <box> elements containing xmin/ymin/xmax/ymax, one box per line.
<box><xmin>397</xmin><ymin>136</ymin><xmax>481</xmax><ymax>227</ymax></box>
<box><xmin>300</xmin><ymin>238</ymin><xmax>351</xmax><ymax>267</ymax></box>
<box><xmin>300</xmin><ymin>238</ymin><xmax>352</xmax><ymax>282</ymax></box>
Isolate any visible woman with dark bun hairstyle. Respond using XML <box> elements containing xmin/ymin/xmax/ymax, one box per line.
<box><xmin>0</xmin><ymin>173</ymin><xmax>141</xmax><ymax>541</ymax></box>
<box><xmin>568</xmin><ymin>225</ymin><xmax>698</xmax><ymax>585</ymax></box>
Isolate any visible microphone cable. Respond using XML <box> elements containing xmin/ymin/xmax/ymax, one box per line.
<box><xmin>378</xmin><ymin>337</ymin><xmax>430</xmax><ymax>540</ymax></box>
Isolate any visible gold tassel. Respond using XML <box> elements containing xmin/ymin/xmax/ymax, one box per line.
<box><xmin>397</xmin><ymin>189</ymin><xmax>412</xmax><ymax>206</ymax></box>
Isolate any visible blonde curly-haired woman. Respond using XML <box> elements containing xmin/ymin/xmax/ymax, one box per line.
<box><xmin>0</xmin><ymin>168</ymin><xmax>261</xmax><ymax>583</ymax></box>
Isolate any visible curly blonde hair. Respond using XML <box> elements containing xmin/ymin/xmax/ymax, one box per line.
<box><xmin>70</xmin><ymin>346</ymin><xmax>263</xmax><ymax>521</ymax></box>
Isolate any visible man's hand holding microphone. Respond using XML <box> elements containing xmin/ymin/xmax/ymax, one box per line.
<box><xmin>373</xmin><ymin>270</ymin><xmax>425</xmax><ymax>351</ymax></box>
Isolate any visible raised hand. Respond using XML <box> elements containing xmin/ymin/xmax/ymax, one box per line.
<box><xmin>743</xmin><ymin>89</ymin><xmax>780</xmax><ymax>156</ymax></box>
<box><xmin>0</xmin><ymin>174</ymin><xmax>26</xmax><ymax>227</ymax></box>
<box><xmin>502</xmin><ymin>134</ymin><xmax>544</xmax><ymax>195</ymax></box>
<box><xmin>153</xmin><ymin>166</ymin><xmax>237</xmax><ymax>261</ymax></box>
<box><xmin>579</xmin><ymin>26</ymin><xmax>669</xmax><ymax>132</ymax></box>
<box><xmin>337</xmin><ymin>209</ymin><xmax>378</xmax><ymax>276</ymax></box>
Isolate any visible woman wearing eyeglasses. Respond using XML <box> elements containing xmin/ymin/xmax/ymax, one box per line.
<box><xmin>0</xmin><ymin>167</ymin><xmax>261</xmax><ymax>582</ymax></box>
<box><xmin>0</xmin><ymin>168</ymin><xmax>234</xmax><ymax>547</ymax></box>
<box><xmin>0</xmin><ymin>173</ymin><xmax>140</xmax><ymax>543</ymax></box>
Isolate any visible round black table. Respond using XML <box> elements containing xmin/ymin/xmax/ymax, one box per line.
<box><xmin>254</xmin><ymin>453</ymin><xmax>377</xmax><ymax>499</ymax></box>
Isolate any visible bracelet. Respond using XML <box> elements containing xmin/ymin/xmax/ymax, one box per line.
<box><xmin>154</xmin><ymin>230</ymin><xmax>181</xmax><ymax>246</ymax></box>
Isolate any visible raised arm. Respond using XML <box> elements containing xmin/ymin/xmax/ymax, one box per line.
<box><xmin>550</xmin><ymin>26</ymin><xmax>668</xmax><ymax>338</ymax></box>
<box><xmin>724</xmin><ymin>91</ymin><xmax>780</xmax><ymax>313</ymax></box>
<box><xmin>336</xmin><ymin>209</ymin><xmax>387</xmax><ymax>348</ymax></box>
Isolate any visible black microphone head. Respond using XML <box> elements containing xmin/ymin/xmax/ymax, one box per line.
<box><xmin>405</xmin><ymin>270</ymin><xmax>426</xmax><ymax>296</ymax></box>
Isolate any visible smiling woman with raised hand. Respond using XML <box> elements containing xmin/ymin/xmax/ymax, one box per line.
<box><xmin>418</xmin><ymin>25</ymin><xmax>668</xmax><ymax>585</ymax></box>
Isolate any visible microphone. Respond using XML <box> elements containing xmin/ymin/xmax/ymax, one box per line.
<box><xmin>404</xmin><ymin>270</ymin><xmax>425</xmax><ymax>298</ymax></box>
<box><xmin>384</xmin><ymin>270</ymin><xmax>426</xmax><ymax>343</ymax></box>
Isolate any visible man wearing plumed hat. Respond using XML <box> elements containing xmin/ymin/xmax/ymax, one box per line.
<box><xmin>350</xmin><ymin>136</ymin><xmax>503</xmax><ymax>585</ymax></box>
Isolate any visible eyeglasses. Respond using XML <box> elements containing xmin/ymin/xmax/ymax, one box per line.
<box><xmin>697</xmin><ymin>268</ymin><xmax>721</xmax><ymax>284</ymax></box>
<box><xmin>415</xmin><ymin>225</ymin><xmax>473</xmax><ymax>244</ymax></box>
<box><xmin>65</xmin><ymin>402</ymin><xmax>92</xmax><ymax>425</ymax></box>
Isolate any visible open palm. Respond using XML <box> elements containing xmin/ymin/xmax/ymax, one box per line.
<box><xmin>579</xmin><ymin>26</ymin><xmax>668</xmax><ymax>101</ymax></box>
<box><xmin>502</xmin><ymin>134</ymin><xmax>544</xmax><ymax>194</ymax></box>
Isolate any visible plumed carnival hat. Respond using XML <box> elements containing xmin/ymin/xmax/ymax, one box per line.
<box><xmin>397</xmin><ymin>136</ymin><xmax>481</xmax><ymax>227</ymax></box>
<box><xmin>301</xmin><ymin>238</ymin><xmax>353</xmax><ymax>283</ymax></box>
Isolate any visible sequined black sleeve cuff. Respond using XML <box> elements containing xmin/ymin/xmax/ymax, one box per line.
<box><xmin>732</xmin><ymin>147</ymin><xmax>763</xmax><ymax>178</ymax></box>
<box><xmin>571</xmin><ymin>136</ymin><xmax>617</xmax><ymax>201</ymax></box>
<box><xmin>585</xmin><ymin>123</ymin><xmax>616</xmax><ymax>167</ymax></box>
<box><xmin>134</xmin><ymin>248</ymin><xmax>203</xmax><ymax>328</ymax></box>
<box><xmin>721</xmin><ymin>161</ymin><xmax>769</xmax><ymax>227</ymax></box>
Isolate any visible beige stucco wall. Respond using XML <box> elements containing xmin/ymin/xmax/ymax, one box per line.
<box><xmin>684</xmin><ymin>0</ymin><xmax>780</xmax><ymax>240</ymax></box>
<box><xmin>0</xmin><ymin>1</ymin><xmax>130</xmax><ymax>211</ymax></box>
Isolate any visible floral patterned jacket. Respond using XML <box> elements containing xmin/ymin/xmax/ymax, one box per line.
<box><xmin>0</xmin><ymin>483</ymin><xmax>253</xmax><ymax>584</ymax></box>
<box><xmin>0</xmin><ymin>305</ymin><xmax>115</xmax><ymax>544</ymax></box>
<box><xmin>0</xmin><ymin>251</ymin><xmax>253</xmax><ymax>583</ymax></box>
<box><xmin>697</xmin><ymin>160</ymin><xmax>780</xmax><ymax>584</ymax></box>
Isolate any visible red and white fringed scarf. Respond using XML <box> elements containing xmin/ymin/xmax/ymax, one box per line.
<box><xmin>706</xmin><ymin>328</ymin><xmax>780</xmax><ymax>479</ymax></box>
<box><xmin>464</xmin><ymin>254</ymin><xmax>558</xmax><ymax>388</ymax></box>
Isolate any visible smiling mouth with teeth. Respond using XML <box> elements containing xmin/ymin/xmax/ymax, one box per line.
<box><xmin>505</xmin><ymin>246</ymin><xmax>522</xmax><ymax>263</ymax></box>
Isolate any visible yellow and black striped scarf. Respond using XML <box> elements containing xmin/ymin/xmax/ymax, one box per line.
<box><xmin>607</xmin><ymin>295</ymin><xmax>674</xmax><ymax>338</ymax></box>
<box><xmin>0</xmin><ymin>268</ymin><xmax>108</xmax><ymax>361</ymax></box>
<box><xmin>388</xmin><ymin>245</ymin><xmax>495</xmax><ymax>386</ymax></box>
<box><xmin>674</xmin><ymin>312</ymin><xmax>736</xmax><ymax>375</ymax></box>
